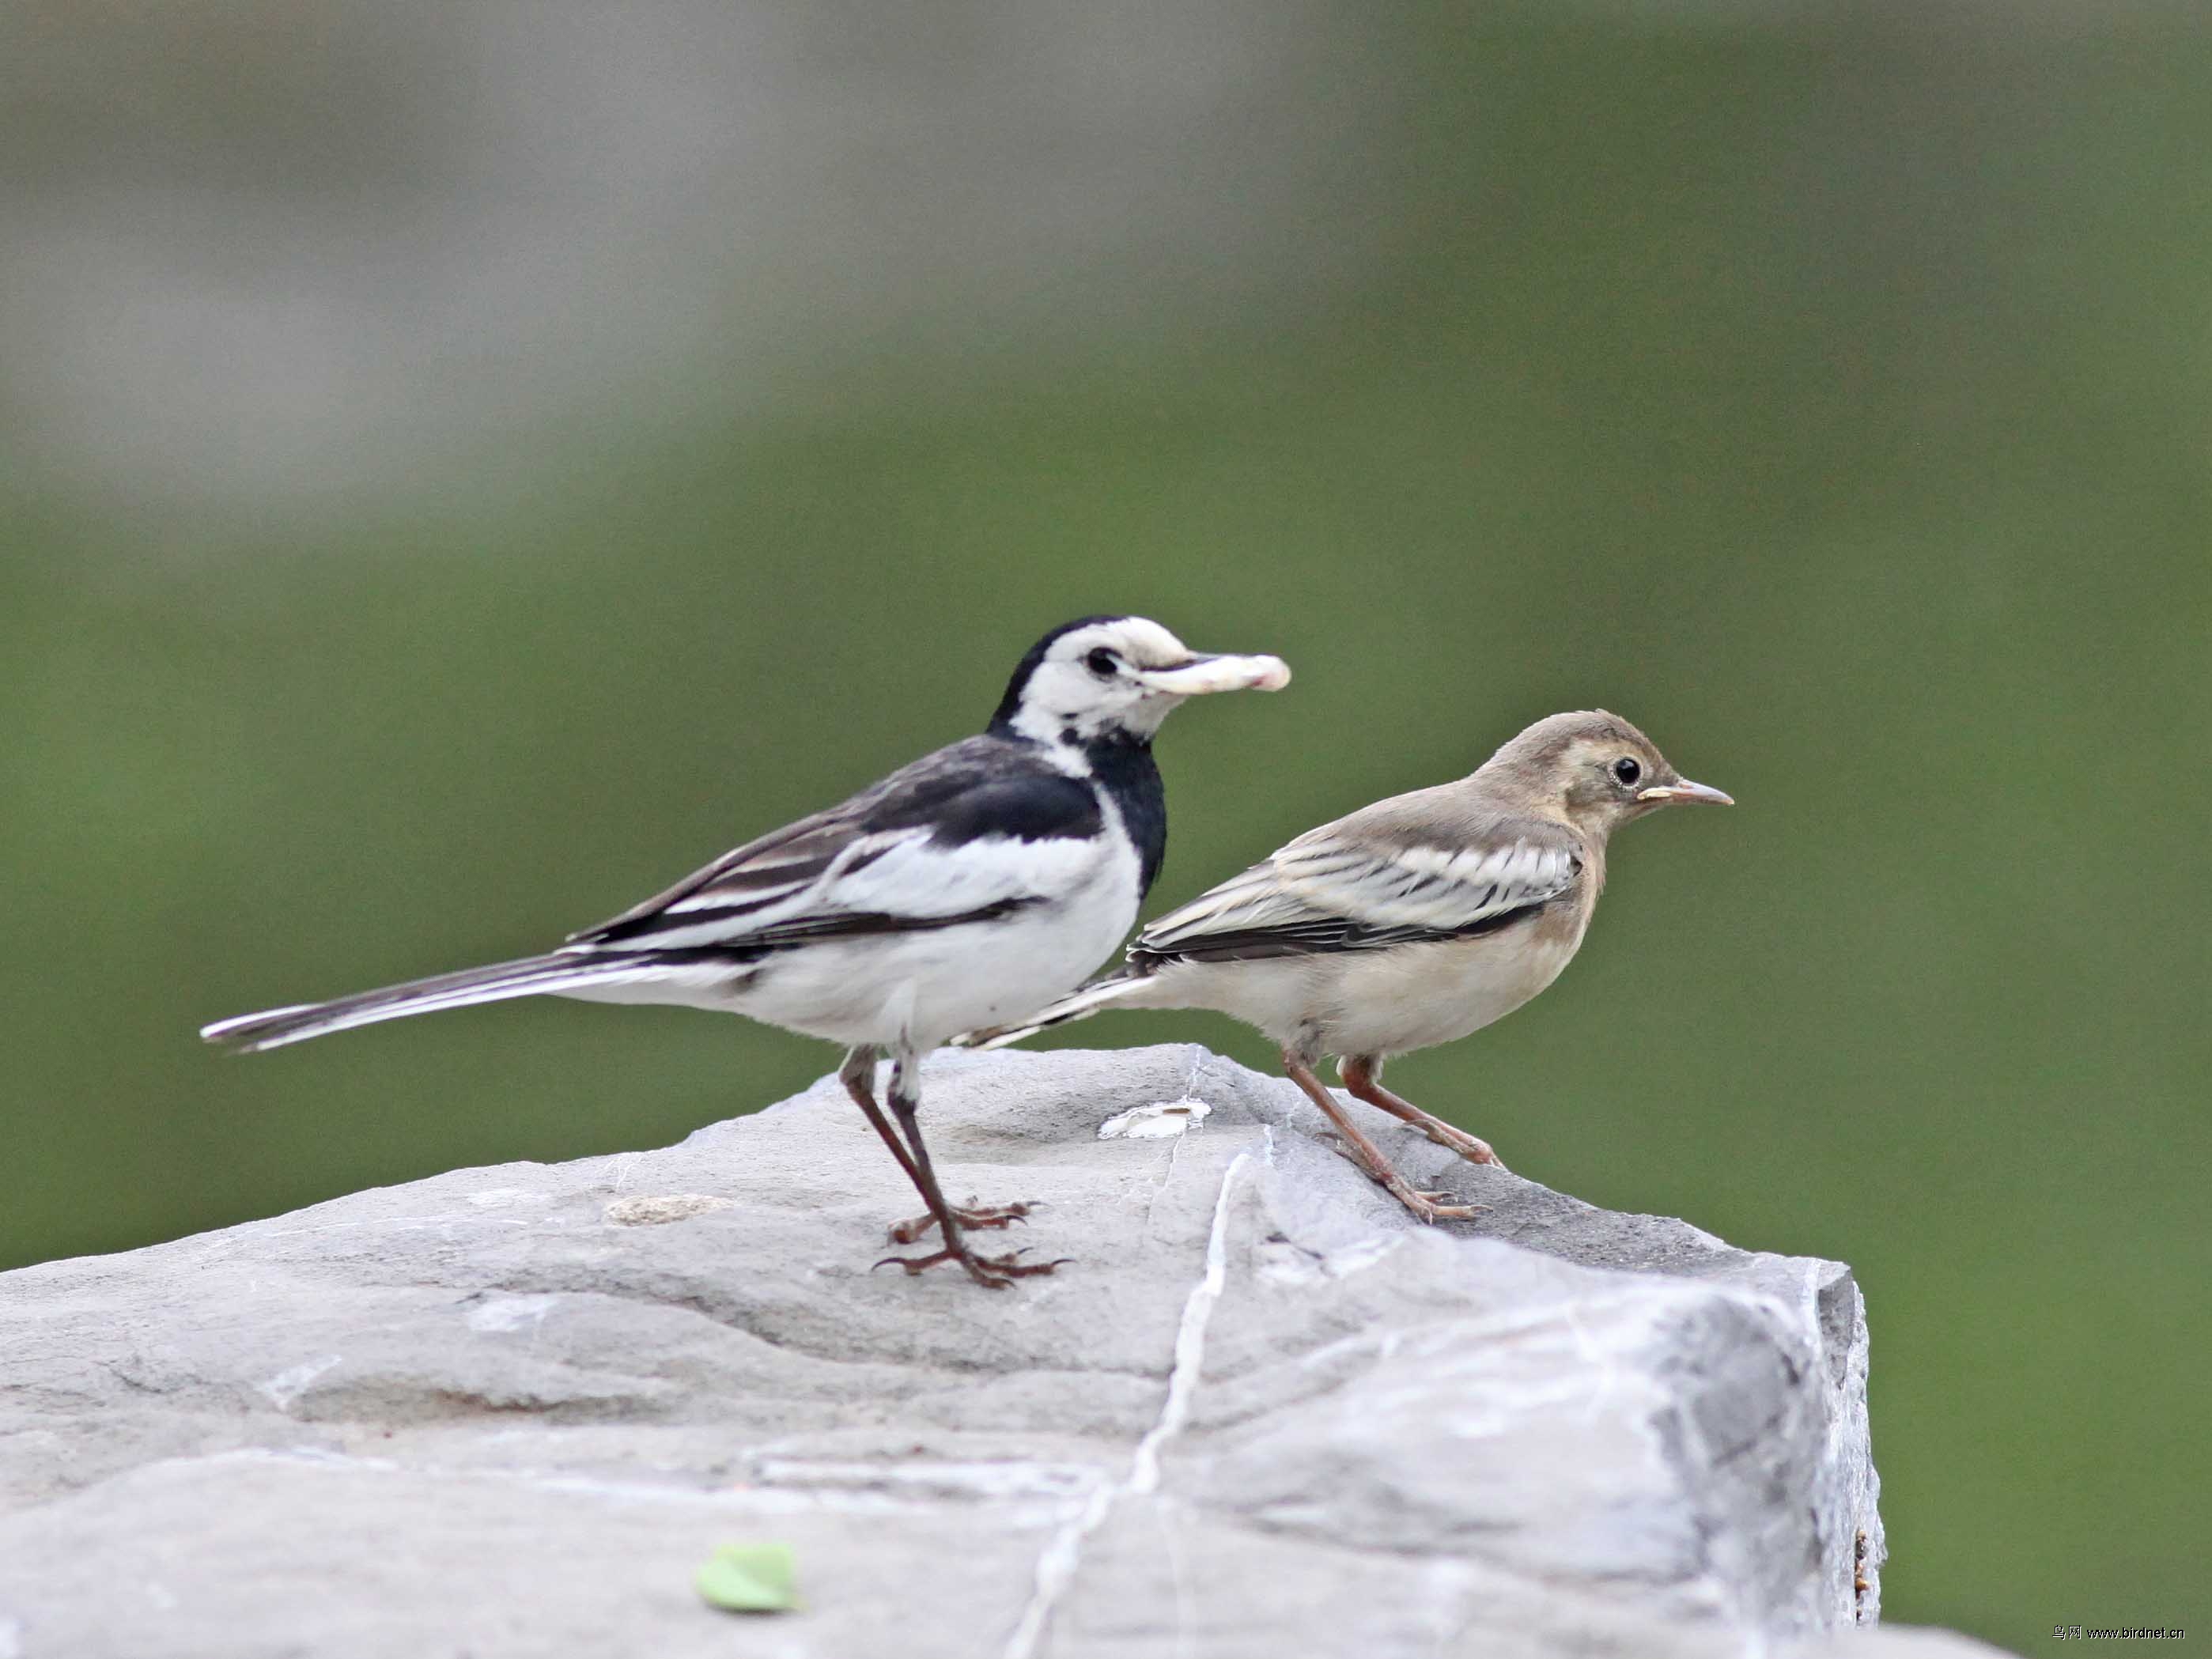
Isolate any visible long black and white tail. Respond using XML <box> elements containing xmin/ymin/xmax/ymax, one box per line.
<box><xmin>951</xmin><ymin>969</ymin><xmax>1159</xmax><ymax>1051</ymax></box>
<box><xmin>200</xmin><ymin>953</ymin><xmax>649</xmax><ymax>1054</ymax></box>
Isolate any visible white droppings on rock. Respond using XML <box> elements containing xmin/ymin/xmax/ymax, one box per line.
<box><xmin>1097</xmin><ymin>1099</ymin><xmax>1212</xmax><ymax>1139</ymax></box>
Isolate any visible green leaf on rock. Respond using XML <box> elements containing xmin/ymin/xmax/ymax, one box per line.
<box><xmin>694</xmin><ymin>1540</ymin><xmax>799</xmax><ymax>1613</ymax></box>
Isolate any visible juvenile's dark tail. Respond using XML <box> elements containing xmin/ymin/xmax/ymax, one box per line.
<box><xmin>951</xmin><ymin>968</ymin><xmax>1159</xmax><ymax>1051</ymax></box>
<box><xmin>200</xmin><ymin>953</ymin><xmax>648</xmax><ymax>1054</ymax></box>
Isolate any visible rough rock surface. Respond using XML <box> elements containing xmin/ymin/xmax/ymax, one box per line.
<box><xmin>0</xmin><ymin>1044</ymin><xmax>1963</xmax><ymax>1657</ymax></box>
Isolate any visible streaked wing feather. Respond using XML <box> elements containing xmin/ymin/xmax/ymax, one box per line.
<box><xmin>569</xmin><ymin>735</ymin><xmax>1104</xmax><ymax>954</ymax></box>
<box><xmin>570</xmin><ymin>816</ymin><xmax>883</xmax><ymax>944</ymax></box>
<box><xmin>1134</xmin><ymin>827</ymin><xmax>1579</xmax><ymax>964</ymax></box>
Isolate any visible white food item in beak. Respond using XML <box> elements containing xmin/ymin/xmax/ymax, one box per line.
<box><xmin>1134</xmin><ymin>653</ymin><xmax>1292</xmax><ymax>696</ymax></box>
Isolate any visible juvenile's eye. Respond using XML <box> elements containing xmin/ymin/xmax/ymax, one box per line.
<box><xmin>1085</xmin><ymin>648</ymin><xmax>1121</xmax><ymax>678</ymax></box>
<box><xmin>1612</xmin><ymin>757</ymin><xmax>1643</xmax><ymax>785</ymax></box>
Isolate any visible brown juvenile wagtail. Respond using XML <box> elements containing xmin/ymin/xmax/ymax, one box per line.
<box><xmin>960</xmin><ymin>710</ymin><xmax>1731</xmax><ymax>1221</ymax></box>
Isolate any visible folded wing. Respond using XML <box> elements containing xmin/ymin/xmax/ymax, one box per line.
<box><xmin>567</xmin><ymin>737</ymin><xmax>1107</xmax><ymax>958</ymax></box>
<box><xmin>1133</xmin><ymin>822</ymin><xmax>1579</xmax><ymax>965</ymax></box>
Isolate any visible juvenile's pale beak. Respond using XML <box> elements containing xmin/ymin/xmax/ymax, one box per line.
<box><xmin>1134</xmin><ymin>653</ymin><xmax>1292</xmax><ymax>696</ymax></box>
<box><xmin>1636</xmin><ymin>779</ymin><xmax>1734</xmax><ymax>807</ymax></box>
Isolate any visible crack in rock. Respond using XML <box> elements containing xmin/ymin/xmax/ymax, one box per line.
<box><xmin>1001</xmin><ymin>1143</ymin><xmax>1252</xmax><ymax>1659</ymax></box>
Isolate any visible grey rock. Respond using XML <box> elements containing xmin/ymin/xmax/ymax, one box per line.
<box><xmin>0</xmin><ymin>1043</ymin><xmax>1960</xmax><ymax>1658</ymax></box>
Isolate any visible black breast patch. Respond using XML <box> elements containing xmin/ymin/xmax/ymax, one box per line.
<box><xmin>907</xmin><ymin>771</ymin><xmax>1104</xmax><ymax>848</ymax></box>
<box><xmin>1081</xmin><ymin>735</ymin><xmax>1166</xmax><ymax>895</ymax></box>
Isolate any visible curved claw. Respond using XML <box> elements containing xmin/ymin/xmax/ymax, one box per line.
<box><xmin>872</xmin><ymin>1241</ymin><xmax>1073</xmax><ymax>1288</ymax></box>
<box><xmin>1405</xmin><ymin>1191</ymin><xmax>1483</xmax><ymax>1223</ymax></box>
<box><xmin>872</xmin><ymin>1249</ymin><xmax>1014</xmax><ymax>1288</ymax></box>
<box><xmin>1416</xmin><ymin>1189</ymin><xmax>1487</xmax><ymax>1211</ymax></box>
<box><xmin>974</xmin><ymin>1251</ymin><xmax>1073</xmax><ymax>1277</ymax></box>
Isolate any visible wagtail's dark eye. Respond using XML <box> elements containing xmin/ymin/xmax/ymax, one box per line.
<box><xmin>1612</xmin><ymin>757</ymin><xmax>1643</xmax><ymax>785</ymax></box>
<box><xmin>1085</xmin><ymin>648</ymin><xmax>1121</xmax><ymax>678</ymax></box>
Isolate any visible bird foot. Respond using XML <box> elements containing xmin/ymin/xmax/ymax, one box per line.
<box><xmin>1399</xmin><ymin>1188</ymin><xmax>1484</xmax><ymax>1223</ymax></box>
<box><xmin>885</xmin><ymin>1198</ymin><xmax>1039</xmax><ymax>1245</ymax></box>
<box><xmin>1312</xmin><ymin>1132</ymin><xmax>1482</xmax><ymax>1223</ymax></box>
<box><xmin>1405</xmin><ymin>1121</ymin><xmax>1507</xmax><ymax>1171</ymax></box>
<box><xmin>1380</xmin><ymin>1185</ymin><xmax>1486</xmax><ymax>1230</ymax></box>
<box><xmin>872</xmin><ymin>1243</ymin><xmax>1072</xmax><ymax>1290</ymax></box>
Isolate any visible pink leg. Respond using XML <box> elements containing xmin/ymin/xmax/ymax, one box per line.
<box><xmin>1340</xmin><ymin>1055</ymin><xmax>1505</xmax><ymax>1170</ymax></box>
<box><xmin>1280</xmin><ymin>1050</ymin><xmax>1478</xmax><ymax>1224</ymax></box>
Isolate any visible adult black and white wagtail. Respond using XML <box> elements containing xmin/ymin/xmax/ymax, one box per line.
<box><xmin>202</xmin><ymin>616</ymin><xmax>1290</xmax><ymax>1287</ymax></box>
<box><xmin>960</xmin><ymin>711</ymin><xmax>1729</xmax><ymax>1222</ymax></box>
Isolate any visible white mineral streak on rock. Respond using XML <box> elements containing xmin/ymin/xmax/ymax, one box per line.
<box><xmin>1002</xmin><ymin>1146</ymin><xmax>1251</xmax><ymax>1659</ymax></box>
<box><xmin>255</xmin><ymin>1355</ymin><xmax>342</xmax><ymax>1412</ymax></box>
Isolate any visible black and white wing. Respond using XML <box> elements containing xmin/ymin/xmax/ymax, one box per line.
<box><xmin>1132</xmin><ymin>818</ymin><xmax>1580</xmax><ymax>966</ymax></box>
<box><xmin>567</xmin><ymin>735</ymin><xmax>1109</xmax><ymax>958</ymax></box>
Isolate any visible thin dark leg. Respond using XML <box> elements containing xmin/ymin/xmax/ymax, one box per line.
<box><xmin>1280</xmin><ymin>1049</ymin><xmax>1477</xmax><ymax>1224</ymax></box>
<box><xmin>840</xmin><ymin>1048</ymin><xmax>1038</xmax><ymax>1245</ymax></box>
<box><xmin>872</xmin><ymin>1051</ymin><xmax>1067</xmax><ymax>1288</ymax></box>
<box><xmin>1340</xmin><ymin>1055</ymin><xmax>1504</xmax><ymax>1169</ymax></box>
<box><xmin>841</xmin><ymin>1045</ymin><xmax>918</xmax><ymax>1181</ymax></box>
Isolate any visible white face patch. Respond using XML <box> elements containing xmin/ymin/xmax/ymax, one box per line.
<box><xmin>1004</xmin><ymin>618</ymin><xmax>1201</xmax><ymax>745</ymax></box>
<box><xmin>1001</xmin><ymin>618</ymin><xmax>1286</xmax><ymax>749</ymax></box>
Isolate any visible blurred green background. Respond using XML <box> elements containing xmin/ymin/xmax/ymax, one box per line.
<box><xmin>4</xmin><ymin>2</ymin><xmax>2208</xmax><ymax>1648</ymax></box>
